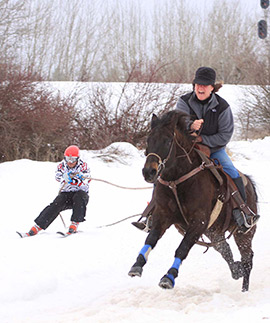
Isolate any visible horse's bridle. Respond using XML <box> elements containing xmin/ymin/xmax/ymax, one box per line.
<box><xmin>146</xmin><ymin>135</ymin><xmax>175</xmax><ymax>176</ymax></box>
<box><xmin>145</xmin><ymin>131</ymin><xmax>197</xmax><ymax>176</ymax></box>
<box><xmin>145</xmin><ymin>129</ymin><xmax>208</xmax><ymax>226</ymax></box>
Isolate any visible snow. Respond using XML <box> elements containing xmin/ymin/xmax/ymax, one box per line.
<box><xmin>0</xmin><ymin>136</ymin><xmax>270</xmax><ymax>323</ymax></box>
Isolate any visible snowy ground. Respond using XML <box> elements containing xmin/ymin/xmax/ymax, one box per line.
<box><xmin>0</xmin><ymin>139</ymin><xmax>270</xmax><ymax>323</ymax></box>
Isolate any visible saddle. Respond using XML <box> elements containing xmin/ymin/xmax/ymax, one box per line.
<box><xmin>194</xmin><ymin>144</ymin><xmax>250</xmax><ymax>231</ymax></box>
<box><xmin>195</xmin><ymin>143</ymin><xmax>248</xmax><ymax>189</ymax></box>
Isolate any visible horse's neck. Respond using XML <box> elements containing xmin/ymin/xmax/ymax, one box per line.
<box><xmin>162</xmin><ymin>147</ymin><xmax>198</xmax><ymax>181</ymax></box>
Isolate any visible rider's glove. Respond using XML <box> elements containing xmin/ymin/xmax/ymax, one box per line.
<box><xmin>63</xmin><ymin>171</ymin><xmax>72</xmax><ymax>184</ymax></box>
<box><xmin>76</xmin><ymin>172</ymin><xmax>88</xmax><ymax>180</ymax></box>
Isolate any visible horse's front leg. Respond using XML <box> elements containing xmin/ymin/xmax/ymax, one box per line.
<box><xmin>128</xmin><ymin>227</ymin><xmax>162</xmax><ymax>277</ymax></box>
<box><xmin>159</xmin><ymin>225</ymin><xmax>205</xmax><ymax>289</ymax></box>
<box><xmin>158</xmin><ymin>257</ymin><xmax>182</xmax><ymax>289</ymax></box>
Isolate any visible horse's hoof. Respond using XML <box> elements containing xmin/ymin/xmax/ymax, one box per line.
<box><xmin>242</xmin><ymin>286</ymin><xmax>249</xmax><ymax>292</ymax></box>
<box><xmin>158</xmin><ymin>275</ymin><xmax>174</xmax><ymax>289</ymax></box>
<box><xmin>231</xmin><ymin>261</ymin><xmax>244</xmax><ymax>280</ymax></box>
<box><xmin>242</xmin><ymin>278</ymin><xmax>249</xmax><ymax>292</ymax></box>
<box><xmin>128</xmin><ymin>266</ymin><xmax>142</xmax><ymax>277</ymax></box>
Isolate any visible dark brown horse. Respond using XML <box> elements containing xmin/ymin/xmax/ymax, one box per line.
<box><xmin>128</xmin><ymin>110</ymin><xmax>258</xmax><ymax>292</ymax></box>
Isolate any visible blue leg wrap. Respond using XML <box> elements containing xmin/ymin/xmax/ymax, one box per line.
<box><xmin>139</xmin><ymin>244</ymin><xmax>152</xmax><ymax>261</ymax></box>
<box><xmin>171</xmin><ymin>257</ymin><xmax>181</xmax><ymax>271</ymax></box>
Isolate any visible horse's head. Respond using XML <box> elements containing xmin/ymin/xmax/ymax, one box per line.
<box><xmin>142</xmin><ymin>110</ymin><xmax>190</xmax><ymax>183</ymax></box>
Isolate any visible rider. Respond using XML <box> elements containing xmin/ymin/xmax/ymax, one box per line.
<box><xmin>176</xmin><ymin>66</ymin><xmax>259</xmax><ymax>232</ymax></box>
<box><xmin>134</xmin><ymin>67</ymin><xmax>259</xmax><ymax>233</ymax></box>
<box><xmin>17</xmin><ymin>145</ymin><xmax>91</xmax><ymax>237</ymax></box>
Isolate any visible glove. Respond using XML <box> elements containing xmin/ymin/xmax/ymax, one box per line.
<box><xmin>63</xmin><ymin>171</ymin><xmax>72</xmax><ymax>184</ymax></box>
<box><xmin>76</xmin><ymin>172</ymin><xmax>86</xmax><ymax>180</ymax></box>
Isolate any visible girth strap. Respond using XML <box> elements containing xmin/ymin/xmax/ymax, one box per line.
<box><xmin>158</xmin><ymin>160</ymin><xmax>223</xmax><ymax>226</ymax></box>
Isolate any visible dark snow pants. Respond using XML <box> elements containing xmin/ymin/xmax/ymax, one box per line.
<box><xmin>35</xmin><ymin>191</ymin><xmax>89</xmax><ymax>230</ymax></box>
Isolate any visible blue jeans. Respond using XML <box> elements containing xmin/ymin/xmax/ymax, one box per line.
<box><xmin>211</xmin><ymin>148</ymin><xmax>239</xmax><ymax>179</ymax></box>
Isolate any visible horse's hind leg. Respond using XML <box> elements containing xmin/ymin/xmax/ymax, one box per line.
<box><xmin>233</xmin><ymin>227</ymin><xmax>256</xmax><ymax>292</ymax></box>
<box><xmin>204</xmin><ymin>231</ymin><xmax>244</xmax><ymax>280</ymax></box>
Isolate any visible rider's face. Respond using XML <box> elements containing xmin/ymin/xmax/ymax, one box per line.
<box><xmin>195</xmin><ymin>84</ymin><xmax>214</xmax><ymax>101</ymax></box>
<box><xmin>67</xmin><ymin>161</ymin><xmax>77</xmax><ymax>168</ymax></box>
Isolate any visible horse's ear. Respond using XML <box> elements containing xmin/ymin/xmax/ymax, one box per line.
<box><xmin>151</xmin><ymin>114</ymin><xmax>159</xmax><ymax>129</ymax></box>
<box><xmin>168</xmin><ymin>111</ymin><xmax>180</xmax><ymax>132</ymax></box>
<box><xmin>176</xmin><ymin>112</ymin><xmax>190</xmax><ymax>132</ymax></box>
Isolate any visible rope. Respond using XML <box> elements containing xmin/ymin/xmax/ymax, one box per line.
<box><xmin>96</xmin><ymin>213</ymin><xmax>141</xmax><ymax>228</ymax></box>
<box><xmin>60</xmin><ymin>174</ymin><xmax>152</xmax><ymax>191</ymax></box>
<box><xmin>89</xmin><ymin>177</ymin><xmax>152</xmax><ymax>190</ymax></box>
<box><xmin>57</xmin><ymin>176</ymin><xmax>152</xmax><ymax>229</ymax></box>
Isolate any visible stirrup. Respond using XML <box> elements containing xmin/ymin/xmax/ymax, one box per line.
<box><xmin>233</xmin><ymin>209</ymin><xmax>259</xmax><ymax>233</ymax></box>
<box><xmin>132</xmin><ymin>215</ymin><xmax>152</xmax><ymax>233</ymax></box>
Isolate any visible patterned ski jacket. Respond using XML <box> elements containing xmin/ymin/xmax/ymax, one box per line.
<box><xmin>55</xmin><ymin>159</ymin><xmax>91</xmax><ymax>193</ymax></box>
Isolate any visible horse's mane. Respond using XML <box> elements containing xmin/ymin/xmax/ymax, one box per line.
<box><xmin>158</xmin><ymin>110</ymin><xmax>191</xmax><ymax>138</ymax></box>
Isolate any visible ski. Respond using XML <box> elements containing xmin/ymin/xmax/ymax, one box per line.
<box><xmin>56</xmin><ymin>231</ymin><xmax>78</xmax><ymax>237</ymax></box>
<box><xmin>16</xmin><ymin>231</ymin><xmax>30</xmax><ymax>238</ymax></box>
<box><xmin>17</xmin><ymin>231</ymin><xmax>79</xmax><ymax>238</ymax></box>
<box><xmin>56</xmin><ymin>231</ymin><xmax>69</xmax><ymax>237</ymax></box>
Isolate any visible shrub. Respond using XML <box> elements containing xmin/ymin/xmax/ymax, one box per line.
<box><xmin>0</xmin><ymin>64</ymin><xmax>76</xmax><ymax>162</ymax></box>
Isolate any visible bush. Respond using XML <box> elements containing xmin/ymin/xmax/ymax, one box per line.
<box><xmin>74</xmin><ymin>82</ymin><xmax>185</xmax><ymax>150</ymax></box>
<box><xmin>0</xmin><ymin>64</ymin><xmax>76</xmax><ymax>162</ymax></box>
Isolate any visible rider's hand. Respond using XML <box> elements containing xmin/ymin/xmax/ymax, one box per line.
<box><xmin>63</xmin><ymin>171</ymin><xmax>72</xmax><ymax>184</ymax></box>
<box><xmin>76</xmin><ymin>172</ymin><xmax>86</xmax><ymax>180</ymax></box>
<box><xmin>191</xmin><ymin>119</ymin><xmax>204</xmax><ymax>131</ymax></box>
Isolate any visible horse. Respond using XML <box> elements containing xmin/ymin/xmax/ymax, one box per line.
<box><xmin>128</xmin><ymin>110</ymin><xmax>258</xmax><ymax>292</ymax></box>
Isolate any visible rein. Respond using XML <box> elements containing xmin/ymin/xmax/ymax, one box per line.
<box><xmin>174</xmin><ymin>128</ymin><xmax>202</xmax><ymax>165</ymax></box>
<box><xmin>145</xmin><ymin>129</ymin><xmax>204</xmax><ymax>225</ymax></box>
<box><xmin>146</xmin><ymin>129</ymin><xmax>202</xmax><ymax>175</ymax></box>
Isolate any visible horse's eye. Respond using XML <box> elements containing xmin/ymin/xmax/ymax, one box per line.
<box><xmin>144</xmin><ymin>149</ymin><xmax>148</xmax><ymax>156</ymax></box>
<box><xmin>166</xmin><ymin>138</ymin><xmax>172</xmax><ymax>148</ymax></box>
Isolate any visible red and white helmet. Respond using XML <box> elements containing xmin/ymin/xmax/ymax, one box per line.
<box><xmin>64</xmin><ymin>145</ymin><xmax>80</xmax><ymax>163</ymax></box>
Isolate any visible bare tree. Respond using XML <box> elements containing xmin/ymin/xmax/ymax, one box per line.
<box><xmin>238</xmin><ymin>85</ymin><xmax>270</xmax><ymax>140</ymax></box>
<box><xmin>73</xmin><ymin>66</ymin><xmax>185</xmax><ymax>150</ymax></box>
<box><xmin>0</xmin><ymin>0</ymin><xmax>27</xmax><ymax>64</ymax></box>
<box><xmin>0</xmin><ymin>0</ymin><xmax>266</xmax><ymax>84</ymax></box>
<box><xmin>195</xmin><ymin>1</ymin><xmax>259</xmax><ymax>84</ymax></box>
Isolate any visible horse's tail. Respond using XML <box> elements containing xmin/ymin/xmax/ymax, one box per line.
<box><xmin>245</xmin><ymin>174</ymin><xmax>258</xmax><ymax>203</ymax></box>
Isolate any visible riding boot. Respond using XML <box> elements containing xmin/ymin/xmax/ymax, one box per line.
<box><xmin>132</xmin><ymin>214</ymin><xmax>152</xmax><ymax>233</ymax></box>
<box><xmin>232</xmin><ymin>177</ymin><xmax>260</xmax><ymax>233</ymax></box>
<box><xmin>132</xmin><ymin>197</ymin><xmax>155</xmax><ymax>232</ymax></box>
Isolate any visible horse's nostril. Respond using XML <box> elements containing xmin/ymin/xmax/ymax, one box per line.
<box><xmin>142</xmin><ymin>167</ymin><xmax>157</xmax><ymax>181</ymax></box>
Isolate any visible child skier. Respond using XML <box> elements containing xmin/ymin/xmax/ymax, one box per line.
<box><xmin>17</xmin><ymin>145</ymin><xmax>91</xmax><ymax>237</ymax></box>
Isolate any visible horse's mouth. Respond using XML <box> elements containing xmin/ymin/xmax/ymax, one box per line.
<box><xmin>142</xmin><ymin>167</ymin><xmax>158</xmax><ymax>183</ymax></box>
